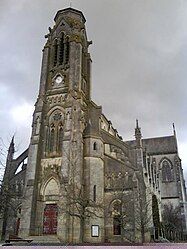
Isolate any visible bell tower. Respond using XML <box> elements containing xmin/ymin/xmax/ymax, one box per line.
<box><xmin>44</xmin><ymin>7</ymin><xmax>91</xmax><ymax>99</ymax></box>
<box><xmin>19</xmin><ymin>8</ymin><xmax>92</xmax><ymax>241</ymax></box>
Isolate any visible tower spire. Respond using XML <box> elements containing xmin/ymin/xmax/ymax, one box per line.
<box><xmin>136</xmin><ymin>119</ymin><xmax>139</xmax><ymax>129</ymax></box>
<box><xmin>135</xmin><ymin>119</ymin><xmax>142</xmax><ymax>148</ymax></box>
<box><xmin>173</xmin><ymin>122</ymin><xmax>176</xmax><ymax>137</ymax></box>
<box><xmin>10</xmin><ymin>135</ymin><xmax>14</xmax><ymax>146</ymax></box>
<box><xmin>4</xmin><ymin>136</ymin><xmax>15</xmax><ymax>182</ymax></box>
<box><xmin>7</xmin><ymin>136</ymin><xmax>15</xmax><ymax>160</ymax></box>
<box><xmin>172</xmin><ymin>123</ymin><xmax>178</xmax><ymax>153</ymax></box>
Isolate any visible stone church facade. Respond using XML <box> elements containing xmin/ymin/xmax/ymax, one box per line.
<box><xmin>1</xmin><ymin>7</ymin><xmax>187</xmax><ymax>243</ymax></box>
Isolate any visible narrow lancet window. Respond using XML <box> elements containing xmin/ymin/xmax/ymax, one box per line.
<box><xmin>58</xmin><ymin>125</ymin><xmax>63</xmax><ymax>152</ymax></box>
<box><xmin>93</xmin><ymin>185</ymin><xmax>96</xmax><ymax>202</ymax></box>
<box><xmin>65</xmin><ymin>37</ymin><xmax>70</xmax><ymax>64</ymax></box>
<box><xmin>45</xmin><ymin>127</ymin><xmax>49</xmax><ymax>152</ymax></box>
<box><xmin>59</xmin><ymin>33</ymin><xmax>64</xmax><ymax>65</ymax></box>
<box><xmin>49</xmin><ymin>128</ymin><xmax>55</xmax><ymax>152</ymax></box>
<box><xmin>162</xmin><ymin>160</ymin><xmax>173</xmax><ymax>182</ymax></box>
<box><xmin>93</xmin><ymin>142</ymin><xmax>97</xmax><ymax>151</ymax></box>
<box><xmin>53</xmin><ymin>39</ymin><xmax>58</xmax><ymax>67</ymax></box>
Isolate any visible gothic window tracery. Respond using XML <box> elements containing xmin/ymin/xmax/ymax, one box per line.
<box><xmin>43</xmin><ymin>178</ymin><xmax>60</xmax><ymax>201</ymax></box>
<box><xmin>161</xmin><ymin>159</ymin><xmax>173</xmax><ymax>182</ymax></box>
<box><xmin>46</xmin><ymin>110</ymin><xmax>64</xmax><ymax>155</ymax></box>
<box><xmin>51</xmin><ymin>33</ymin><xmax>69</xmax><ymax>69</ymax></box>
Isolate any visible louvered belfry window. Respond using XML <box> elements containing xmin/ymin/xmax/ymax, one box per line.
<box><xmin>59</xmin><ymin>33</ymin><xmax>64</xmax><ymax>65</ymax></box>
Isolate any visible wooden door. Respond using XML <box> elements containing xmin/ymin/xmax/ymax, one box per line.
<box><xmin>43</xmin><ymin>204</ymin><xmax>58</xmax><ymax>234</ymax></box>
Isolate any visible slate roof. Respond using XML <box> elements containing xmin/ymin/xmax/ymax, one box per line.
<box><xmin>126</xmin><ymin>135</ymin><xmax>178</xmax><ymax>155</ymax></box>
<box><xmin>54</xmin><ymin>8</ymin><xmax>86</xmax><ymax>23</ymax></box>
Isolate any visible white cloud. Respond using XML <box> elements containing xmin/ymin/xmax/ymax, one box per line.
<box><xmin>1</xmin><ymin>0</ymin><xmax>187</xmax><ymax>181</ymax></box>
<box><xmin>178</xmin><ymin>141</ymin><xmax>187</xmax><ymax>175</ymax></box>
<box><xmin>10</xmin><ymin>102</ymin><xmax>34</xmax><ymax>128</ymax></box>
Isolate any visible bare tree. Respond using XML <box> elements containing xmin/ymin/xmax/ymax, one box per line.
<box><xmin>0</xmin><ymin>175</ymin><xmax>23</xmax><ymax>240</ymax></box>
<box><xmin>0</xmin><ymin>137</ymin><xmax>24</xmax><ymax>240</ymax></box>
<box><xmin>0</xmin><ymin>138</ymin><xmax>7</xmax><ymax>175</ymax></box>
<box><xmin>110</xmin><ymin>189</ymin><xmax>136</xmax><ymax>243</ymax></box>
<box><xmin>108</xmin><ymin>173</ymin><xmax>155</xmax><ymax>243</ymax></box>
<box><xmin>134</xmin><ymin>191</ymin><xmax>153</xmax><ymax>243</ymax></box>
<box><xmin>162</xmin><ymin>203</ymin><xmax>183</xmax><ymax>241</ymax></box>
<box><xmin>59</xmin><ymin>140</ymin><xmax>104</xmax><ymax>243</ymax></box>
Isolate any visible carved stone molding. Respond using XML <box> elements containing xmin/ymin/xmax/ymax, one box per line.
<box><xmin>41</xmin><ymin>158</ymin><xmax>62</xmax><ymax>177</ymax></box>
<box><xmin>47</xmin><ymin>94</ymin><xmax>66</xmax><ymax>107</ymax></box>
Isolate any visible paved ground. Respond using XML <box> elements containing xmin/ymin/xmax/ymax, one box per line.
<box><xmin>1</xmin><ymin>242</ymin><xmax>187</xmax><ymax>247</ymax></box>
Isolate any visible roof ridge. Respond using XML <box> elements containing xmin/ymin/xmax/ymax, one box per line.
<box><xmin>142</xmin><ymin>135</ymin><xmax>174</xmax><ymax>141</ymax></box>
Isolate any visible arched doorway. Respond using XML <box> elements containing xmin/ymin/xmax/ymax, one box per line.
<box><xmin>42</xmin><ymin>177</ymin><xmax>60</xmax><ymax>235</ymax></box>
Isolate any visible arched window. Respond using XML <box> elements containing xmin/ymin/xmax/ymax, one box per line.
<box><xmin>58</xmin><ymin>124</ymin><xmax>63</xmax><ymax>153</ymax></box>
<box><xmin>49</xmin><ymin>127</ymin><xmax>55</xmax><ymax>152</ymax></box>
<box><xmin>65</xmin><ymin>37</ymin><xmax>70</xmax><ymax>64</ymax></box>
<box><xmin>93</xmin><ymin>185</ymin><xmax>96</xmax><ymax>202</ymax></box>
<box><xmin>53</xmin><ymin>39</ymin><xmax>58</xmax><ymax>67</ymax></box>
<box><xmin>46</xmin><ymin>110</ymin><xmax>64</xmax><ymax>155</ymax></box>
<box><xmin>93</xmin><ymin>142</ymin><xmax>97</xmax><ymax>151</ymax></box>
<box><xmin>112</xmin><ymin>200</ymin><xmax>122</xmax><ymax>235</ymax></box>
<box><xmin>59</xmin><ymin>33</ymin><xmax>64</xmax><ymax>65</ymax></box>
<box><xmin>45</xmin><ymin>127</ymin><xmax>49</xmax><ymax>152</ymax></box>
<box><xmin>162</xmin><ymin>160</ymin><xmax>173</xmax><ymax>182</ymax></box>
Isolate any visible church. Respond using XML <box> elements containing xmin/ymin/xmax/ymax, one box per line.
<box><xmin>1</xmin><ymin>7</ymin><xmax>187</xmax><ymax>244</ymax></box>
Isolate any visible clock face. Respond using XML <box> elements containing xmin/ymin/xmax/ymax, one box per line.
<box><xmin>55</xmin><ymin>75</ymin><xmax>63</xmax><ymax>84</ymax></box>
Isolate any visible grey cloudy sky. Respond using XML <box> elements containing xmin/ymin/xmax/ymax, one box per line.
<box><xmin>0</xmin><ymin>0</ymin><xmax>187</xmax><ymax>177</ymax></box>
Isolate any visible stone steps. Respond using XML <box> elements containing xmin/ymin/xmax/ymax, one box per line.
<box><xmin>27</xmin><ymin>235</ymin><xmax>61</xmax><ymax>244</ymax></box>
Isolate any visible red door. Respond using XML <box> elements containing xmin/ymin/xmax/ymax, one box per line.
<box><xmin>43</xmin><ymin>204</ymin><xmax>58</xmax><ymax>234</ymax></box>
